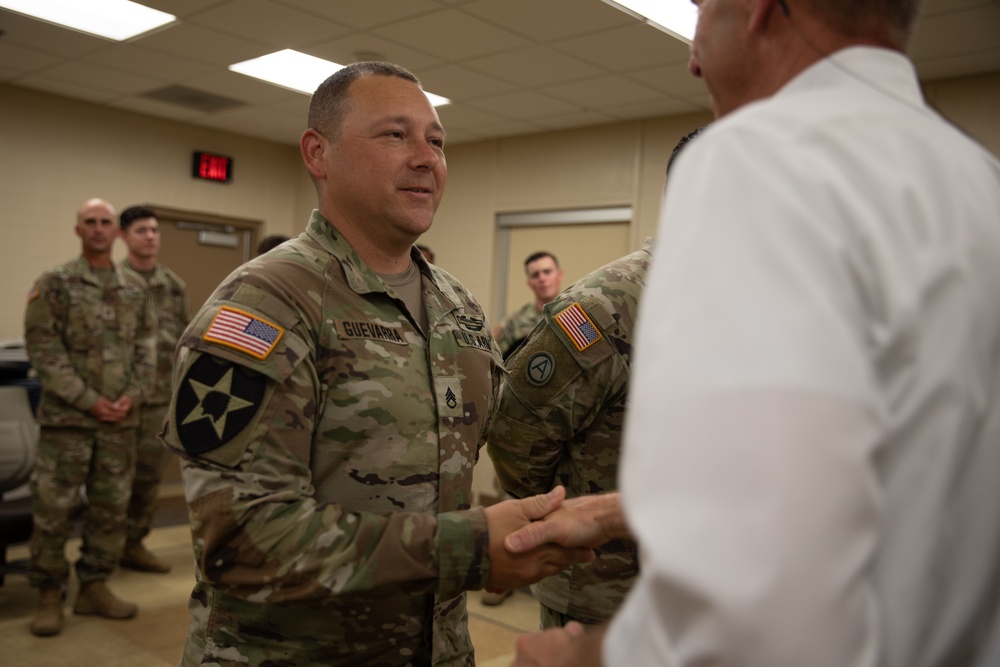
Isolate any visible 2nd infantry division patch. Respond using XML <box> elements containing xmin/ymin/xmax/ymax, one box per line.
<box><xmin>553</xmin><ymin>302</ymin><xmax>603</xmax><ymax>352</ymax></box>
<box><xmin>175</xmin><ymin>354</ymin><xmax>266</xmax><ymax>454</ymax></box>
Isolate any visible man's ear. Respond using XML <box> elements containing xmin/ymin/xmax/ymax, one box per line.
<box><xmin>748</xmin><ymin>0</ymin><xmax>782</xmax><ymax>32</ymax></box>
<box><xmin>300</xmin><ymin>128</ymin><xmax>328</xmax><ymax>180</ymax></box>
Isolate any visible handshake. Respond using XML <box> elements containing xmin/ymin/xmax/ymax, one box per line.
<box><xmin>481</xmin><ymin>486</ymin><xmax>629</xmax><ymax>591</ymax></box>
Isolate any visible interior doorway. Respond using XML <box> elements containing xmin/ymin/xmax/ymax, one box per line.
<box><xmin>149</xmin><ymin>206</ymin><xmax>261</xmax><ymax>314</ymax></box>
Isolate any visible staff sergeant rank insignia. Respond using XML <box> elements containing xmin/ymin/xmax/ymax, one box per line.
<box><xmin>554</xmin><ymin>302</ymin><xmax>603</xmax><ymax>352</ymax></box>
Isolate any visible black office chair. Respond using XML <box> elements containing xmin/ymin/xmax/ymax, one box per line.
<box><xmin>0</xmin><ymin>385</ymin><xmax>38</xmax><ymax>585</ymax></box>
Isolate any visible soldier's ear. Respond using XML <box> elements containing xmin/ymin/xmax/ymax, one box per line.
<box><xmin>300</xmin><ymin>129</ymin><xmax>328</xmax><ymax>180</ymax></box>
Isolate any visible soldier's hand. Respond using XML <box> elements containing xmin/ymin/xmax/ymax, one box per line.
<box><xmin>511</xmin><ymin>621</ymin><xmax>606</xmax><ymax>667</ymax></box>
<box><xmin>505</xmin><ymin>492</ymin><xmax>629</xmax><ymax>554</ymax></box>
<box><xmin>112</xmin><ymin>395</ymin><xmax>134</xmax><ymax>416</ymax></box>
<box><xmin>89</xmin><ymin>396</ymin><xmax>126</xmax><ymax>422</ymax></box>
<box><xmin>483</xmin><ymin>487</ymin><xmax>595</xmax><ymax>590</ymax></box>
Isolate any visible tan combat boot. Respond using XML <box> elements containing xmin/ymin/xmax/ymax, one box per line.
<box><xmin>119</xmin><ymin>543</ymin><xmax>171</xmax><ymax>573</ymax></box>
<box><xmin>73</xmin><ymin>580</ymin><xmax>138</xmax><ymax>619</ymax></box>
<box><xmin>29</xmin><ymin>587</ymin><xmax>64</xmax><ymax>636</ymax></box>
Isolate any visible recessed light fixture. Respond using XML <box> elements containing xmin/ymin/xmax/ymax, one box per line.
<box><xmin>601</xmin><ymin>0</ymin><xmax>697</xmax><ymax>43</ymax></box>
<box><xmin>229</xmin><ymin>49</ymin><xmax>451</xmax><ymax>106</ymax></box>
<box><xmin>0</xmin><ymin>0</ymin><xmax>176</xmax><ymax>41</ymax></box>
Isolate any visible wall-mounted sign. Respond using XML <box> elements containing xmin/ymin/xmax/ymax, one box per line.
<box><xmin>192</xmin><ymin>151</ymin><xmax>233</xmax><ymax>183</ymax></box>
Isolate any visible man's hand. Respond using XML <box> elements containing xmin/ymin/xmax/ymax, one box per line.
<box><xmin>511</xmin><ymin>622</ymin><xmax>606</xmax><ymax>667</ymax></box>
<box><xmin>505</xmin><ymin>492</ymin><xmax>629</xmax><ymax>554</ymax></box>
<box><xmin>483</xmin><ymin>487</ymin><xmax>595</xmax><ymax>589</ymax></box>
<box><xmin>88</xmin><ymin>396</ymin><xmax>131</xmax><ymax>423</ymax></box>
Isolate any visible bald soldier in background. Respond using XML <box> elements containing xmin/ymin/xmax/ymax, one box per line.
<box><xmin>24</xmin><ymin>197</ymin><xmax>156</xmax><ymax>636</ymax></box>
<box><xmin>161</xmin><ymin>61</ymin><xmax>591</xmax><ymax>667</ymax></box>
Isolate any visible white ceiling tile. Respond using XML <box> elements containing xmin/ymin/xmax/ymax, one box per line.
<box><xmin>543</xmin><ymin>76</ymin><xmax>663</xmax><ymax>108</ymax></box>
<box><xmin>462</xmin><ymin>0</ymin><xmax>635</xmax><ymax>41</ymax></box>
<box><xmin>466</xmin><ymin>90</ymin><xmax>581</xmax><ymax>119</ymax></box>
<box><xmin>13</xmin><ymin>76</ymin><xmax>121</xmax><ymax>104</ymax></box>
<box><xmin>0</xmin><ymin>41</ymin><xmax>62</xmax><ymax>77</ymax></box>
<box><xmin>135</xmin><ymin>23</ymin><xmax>269</xmax><ymax>66</ymax></box>
<box><xmin>554</xmin><ymin>22</ymin><xmax>691</xmax><ymax>72</ymax></box>
<box><xmin>306</xmin><ymin>34</ymin><xmax>444</xmax><ymax>72</ymax></box>
<box><xmin>30</xmin><ymin>61</ymin><xmax>162</xmax><ymax>95</ymax></box>
<box><xmin>279</xmin><ymin>0</ymin><xmax>442</xmax><ymax>30</ymax></box>
<box><xmin>0</xmin><ymin>0</ymin><xmax>995</xmax><ymax>146</ymax></box>
<box><xmin>465</xmin><ymin>47</ymin><xmax>606</xmax><ymax>88</ymax></box>
<box><xmin>414</xmin><ymin>64</ymin><xmax>517</xmax><ymax>101</ymax></box>
<box><xmin>82</xmin><ymin>45</ymin><xmax>216</xmax><ymax>81</ymax></box>
<box><xmin>910</xmin><ymin>5</ymin><xmax>1000</xmax><ymax>60</ymax></box>
<box><xmin>187</xmin><ymin>0</ymin><xmax>353</xmax><ymax>48</ymax></box>
<box><xmin>625</xmin><ymin>62</ymin><xmax>707</xmax><ymax>97</ymax></box>
<box><xmin>372</xmin><ymin>10</ymin><xmax>531</xmax><ymax>61</ymax></box>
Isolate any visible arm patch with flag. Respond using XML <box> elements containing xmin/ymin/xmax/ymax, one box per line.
<box><xmin>553</xmin><ymin>302</ymin><xmax>603</xmax><ymax>352</ymax></box>
<box><xmin>203</xmin><ymin>306</ymin><xmax>284</xmax><ymax>360</ymax></box>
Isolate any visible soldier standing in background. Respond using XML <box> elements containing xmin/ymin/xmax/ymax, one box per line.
<box><xmin>24</xmin><ymin>197</ymin><xmax>156</xmax><ymax>636</ymax></box>
<box><xmin>488</xmin><ymin>239</ymin><xmax>653</xmax><ymax>627</ymax></box>
<box><xmin>493</xmin><ymin>252</ymin><xmax>564</xmax><ymax>359</ymax></box>
<box><xmin>118</xmin><ymin>205</ymin><xmax>190</xmax><ymax>573</ymax></box>
<box><xmin>161</xmin><ymin>62</ymin><xmax>591</xmax><ymax>667</ymax></box>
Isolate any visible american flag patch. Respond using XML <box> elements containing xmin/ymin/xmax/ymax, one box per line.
<box><xmin>203</xmin><ymin>306</ymin><xmax>284</xmax><ymax>360</ymax></box>
<box><xmin>553</xmin><ymin>302</ymin><xmax>602</xmax><ymax>352</ymax></box>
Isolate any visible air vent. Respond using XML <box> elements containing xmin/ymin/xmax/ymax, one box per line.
<box><xmin>141</xmin><ymin>85</ymin><xmax>246</xmax><ymax>113</ymax></box>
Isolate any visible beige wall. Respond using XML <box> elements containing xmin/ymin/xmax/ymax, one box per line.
<box><xmin>0</xmin><ymin>83</ymin><xmax>313</xmax><ymax>340</ymax></box>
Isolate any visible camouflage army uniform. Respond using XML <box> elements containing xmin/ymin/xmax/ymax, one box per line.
<box><xmin>487</xmin><ymin>239</ymin><xmax>653</xmax><ymax>626</ymax></box>
<box><xmin>494</xmin><ymin>301</ymin><xmax>544</xmax><ymax>359</ymax></box>
<box><xmin>121</xmin><ymin>259</ymin><xmax>189</xmax><ymax>546</ymax></box>
<box><xmin>24</xmin><ymin>256</ymin><xmax>156</xmax><ymax>588</ymax></box>
<box><xmin>162</xmin><ymin>211</ymin><xmax>503</xmax><ymax>667</ymax></box>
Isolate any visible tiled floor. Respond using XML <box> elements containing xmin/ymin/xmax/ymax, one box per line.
<box><xmin>0</xmin><ymin>495</ymin><xmax>540</xmax><ymax>667</ymax></box>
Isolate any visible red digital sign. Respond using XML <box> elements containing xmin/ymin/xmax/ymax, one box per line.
<box><xmin>192</xmin><ymin>151</ymin><xmax>233</xmax><ymax>183</ymax></box>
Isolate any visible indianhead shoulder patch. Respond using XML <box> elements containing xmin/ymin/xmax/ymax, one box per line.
<box><xmin>203</xmin><ymin>306</ymin><xmax>284</xmax><ymax>360</ymax></box>
<box><xmin>553</xmin><ymin>302</ymin><xmax>603</xmax><ymax>352</ymax></box>
<box><xmin>175</xmin><ymin>354</ymin><xmax>267</xmax><ymax>455</ymax></box>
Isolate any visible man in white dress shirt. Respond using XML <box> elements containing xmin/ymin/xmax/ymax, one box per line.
<box><xmin>510</xmin><ymin>0</ymin><xmax>1000</xmax><ymax>665</ymax></box>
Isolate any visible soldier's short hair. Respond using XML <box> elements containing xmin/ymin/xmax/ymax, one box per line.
<box><xmin>308</xmin><ymin>62</ymin><xmax>421</xmax><ymax>140</ymax></box>
<box><xmin>120</xmin><ymin>205</ymin><xmax>157</xmax><ymax>231</ymax></box>
<box><xmin>524</xmin><ymin>252</ymin><xmax>559</xmax><ymax>271</ymax></box>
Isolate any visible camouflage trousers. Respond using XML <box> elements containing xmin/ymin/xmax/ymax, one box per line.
<box><xmin>29</xmin><ymin>425</ymin><xmax>137</xmax><ymax>588</ymax></box>
<box><xmin>125</xmin><ymin>402</ymin><xmax>172</xmax><ymax>546</ymax></box>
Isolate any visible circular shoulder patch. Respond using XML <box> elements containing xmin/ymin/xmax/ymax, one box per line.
<box><xmin>174</xmin><ymin>354</ymin><xmax>267</xmax><ymax>455</ymax></box>
<box><xmin>525</xmin><ymin>352</ymin><xmax>555</xmax><ymax>386</ymax></box>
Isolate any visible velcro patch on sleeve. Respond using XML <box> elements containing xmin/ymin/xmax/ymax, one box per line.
<box><xmin>553</xmin><ymin>302</ymin><xmax>603</xmax><ymax>352</ymax></box>
<box><xmin>203</xmin><ymin>306</ymin><xmax>284</xmax><ymax>360</ymax></box>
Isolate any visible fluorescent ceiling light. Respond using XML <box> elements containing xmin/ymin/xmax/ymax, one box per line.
<box><xmin>0</xmin><ymin>0</ymin><xmax>175</xmax><ymax>41</ymax></box>
<box><xmin>601</xmin><ymin>0</ymin><xmax>698</xmax><ymax>43</ymax></box>
<box><xmin>229</xmin><ymin>49</ymin><xmax>451</xmax><ymax>107</ymax></box>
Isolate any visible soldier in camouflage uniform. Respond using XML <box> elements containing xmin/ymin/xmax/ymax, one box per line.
<box><xmin>24</xmin><ymin>197</ymin><xmax>157</xmax><ymax>636</ymax></box>
<box><xmin>488</xmin><ymin>239</ymin><xmax>654</xmax><ymax>627</ymax></box>
<box><xmin>161</xmin><ymin>62</ymin><xmax>591</xmax><ymax>667</ymax></box>
<box><xmin>118</xmin><ymin>205</ymin><xmax>190</xmax><ymax>573</ymax></box>
<box><xmin>493</xmin><ymin>252</ymin><xmax>564</xmax><ymax>359</ymax></box>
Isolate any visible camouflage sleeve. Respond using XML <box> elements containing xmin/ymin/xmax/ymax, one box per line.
<box><xmin>488</xmin><ymin>318</ymin><xmax>621</xmax><ymax>499</ymax></box>
<box><xmin>124</xmin><ymin>287</ymin><xmax>157</xmax><ymax>402</ymax></box>
<box><xmin>24</xmin><ymin>274</ymin><xmax>99</xmax><ymax>411</ymax></box>
<box><xmin>167</xmin><ymin>308</ymin><xmax>488</xmax><ymax>604</ymax></box>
